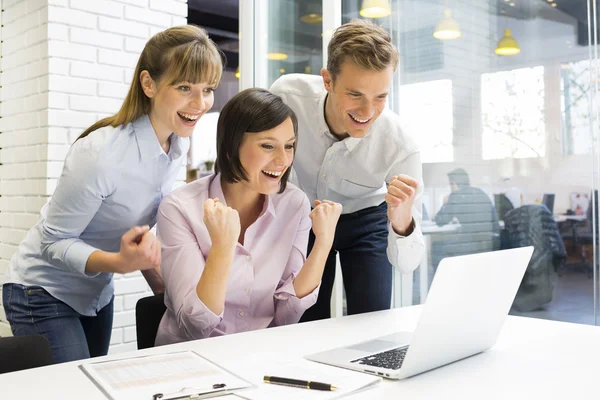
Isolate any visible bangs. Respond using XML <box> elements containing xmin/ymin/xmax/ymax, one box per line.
<box><xmin>163</xmin><ymin>40</ymin><xmax>223</xmax><ymax>87</ymax></box>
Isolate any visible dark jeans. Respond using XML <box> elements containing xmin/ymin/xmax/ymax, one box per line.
<box><xmin>2</xmin><ymin>283</ymin><xmax>113</xmax><ymax>364</ymax></box>
<box><xmin>300</xmin><ymin>202</ymin><xmax>392</xmax><ymax>322</ymax></box>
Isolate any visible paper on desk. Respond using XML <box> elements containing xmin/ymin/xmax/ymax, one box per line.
<box><xmin>237</xmin><ymin>359</ymin><xmax>381</xmax><ymax>400</ymax></box>
<box><xmin>80</xmin><ymin>350</ymin><xmax>252</xmax><ymax>400</ymax></box>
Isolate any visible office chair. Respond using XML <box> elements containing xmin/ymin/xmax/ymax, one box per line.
<box><xmin>494</xmin><ymin>193</ymin><xmax>514</xmax><ymax>221</ymax></box>
<box><xmin>541</xmin><ymin>193</ymin><xmax>555</xmax><ymax>214</ymax></box>
<box><xmin>135</xmin><ymin>293</ymin><xmax>166</xmax><ymax>349</ymax></box>
<box><xmin>561</xmin><ymin>190</ymin><xmax>597</xmax><ymax>278</ymax></box>
<box><xmin>503</xmin><ymin>204</ymin><xmax>566</xmax><ymax>312</ymax></box>
<box><xmin>0</xmin><ymin>335</ymin><xmax>54</xmax><ymax>374</ymax></box>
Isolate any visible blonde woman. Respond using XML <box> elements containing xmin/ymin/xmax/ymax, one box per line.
<box><xmin>2</xmin><ymin>25</ymin><xmax>223</xmax><ymax>363</ymax></box>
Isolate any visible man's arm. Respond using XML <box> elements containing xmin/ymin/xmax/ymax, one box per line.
<box><xmin>385</xmin><ymin>152</ymin><xmax>425</xmax><ymax>274</ymax></box>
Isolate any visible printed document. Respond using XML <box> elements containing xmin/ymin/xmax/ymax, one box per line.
<box><xmin>80</xmin><ymin>350</ymin><xmax>252</xmax><ymax>400</ymax></box>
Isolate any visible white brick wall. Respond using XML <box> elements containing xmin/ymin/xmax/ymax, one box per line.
<box><xmin>0</xmin><ymin>0</ymin><xmax>188</xmax><ymax>352</ymax></box>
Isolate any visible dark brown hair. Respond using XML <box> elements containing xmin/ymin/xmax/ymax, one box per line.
<box><xmin>215</xmin><ymin>88</ymin><xmax>298</xmax><ymax>194</ymax></box>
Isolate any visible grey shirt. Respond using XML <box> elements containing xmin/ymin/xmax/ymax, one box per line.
<box><xmin>5</xmin><ymin>115</ymin><xmax>189</xmax><ymax>316</ymax></box>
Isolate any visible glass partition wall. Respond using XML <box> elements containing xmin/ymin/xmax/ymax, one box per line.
<box><xmin>242</xmin><ymin>0</ymin><xmax>600</xmax><ymax>325</ymax></box>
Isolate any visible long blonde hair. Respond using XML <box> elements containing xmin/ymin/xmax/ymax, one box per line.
<box><xmin>77</xmin><ymin>25</ymin><xmax>223</xmax><ymax>140</ymax></box>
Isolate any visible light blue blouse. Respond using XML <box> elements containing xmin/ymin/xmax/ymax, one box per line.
<box><xmin>5</xmin><ymin>115</ymin><xmax>189</xmax><ymax>316</ymax></box>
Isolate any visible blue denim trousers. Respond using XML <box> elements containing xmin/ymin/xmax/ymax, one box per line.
<box><xmin>300</xmin><ymin>202</ymin><xmax>393</xmax><ymax>322</ymax></box>
<box><xmin>2</xmin><ymin>283</ymin><xmax>113</xmax><ymax>364</ymax></box>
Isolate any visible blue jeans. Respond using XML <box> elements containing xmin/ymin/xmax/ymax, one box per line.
<box><xmin>2</xmin><ymin>283</ymin><xmax>113</xmax><ymax>364</ymax></box>
<box><xmin>300</xmin><ymin>202</ymin><xmax>392</xmax><ymax>322</ymax></box>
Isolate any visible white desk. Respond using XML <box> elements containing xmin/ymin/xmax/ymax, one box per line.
<box><xmin>2</xmin><ymin>306</ymin><xmax>597</xmax><ymax>399</ymax></box>
<box><xmin>554</xmin><ymin>214</ymin><xmax>587</xmax><ymax>223</ymax></box>
<box><xmin>498</xmin><ymin>214</ymin><xmax>587</xmax><ymax>230</ymax></box>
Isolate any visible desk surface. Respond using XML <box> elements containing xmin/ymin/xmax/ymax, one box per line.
<box><xmin>554</xmin><ymin>214</ymin><xmax>587</xmax><ymax>223</ymax></box>
<box><xmin>499</xmin><ymin>214</ymin><xmax>587</xmax><ymax>229</ymax></box>
<box><xmin>1</xmin><ymin>306</ymin><xmax>598</xmax><ymax>399</ymax></box>
<box><xmin>421</xmin><ymin>220</ymin><xmax>461</xmax><ymax>234</ymax></box>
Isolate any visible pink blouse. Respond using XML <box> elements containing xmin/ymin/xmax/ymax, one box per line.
<box><xmin>155</xmin><ymin>174</ymin><xmax>319</xmax><ymax>345</ymax></box>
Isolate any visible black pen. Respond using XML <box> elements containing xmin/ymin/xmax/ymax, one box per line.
<box><xmin>264</xmin><ymin>376</ymin><xmax>338</xmax><ymax>391</ymax></box>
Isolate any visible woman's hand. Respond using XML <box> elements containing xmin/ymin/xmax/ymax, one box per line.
<box><xmin>203</xmin><ymin>198</ymin><xmax>241</xmax><ymax>250</ymax></box>
<box><xmin>117</xmin><ymin>226</ymin><xmax>161</xmax><ymax>274</ymax></box>
<box><xmin>291</xmin><ymin>200</ymin><xmax>342</xmax><ymax>299</ymax></box>
<box><xmin>310</xmin><ymin>200</ymin><xmax>342</xmax><ymax>246</ymax></box>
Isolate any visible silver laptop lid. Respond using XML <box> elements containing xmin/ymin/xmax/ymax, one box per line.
<box><xmin>398</xmin><ymin>246</ymin><xmax>534</xmax><ymax>378</ymax></box>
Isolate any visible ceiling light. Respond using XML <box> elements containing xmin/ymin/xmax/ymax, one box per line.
<box><xmin>433</xmin><ymin>9</ymin><xmax>461</xmax><ymax>40</ymax></box>
<box><xmin>266</xmin><ymin>53</ymin><xmax>288</xmax><ymax>60</ymax></box>
<box><xmin>509</xmin><ymin>2</ymin><xmax>515</xmax><ymax>6</ymax></box>
<box><xmin>495</xmin><ymin>29</ymin><xmax>520</xmax><ymax>56</ymax></box>
<box><xmin>300</xmin><ymin>13</ymin><xmax>322</xmax><ymax>24</ymax></box>
<box><xmin>235</xmin><ymin>66</ymin><xmax>240</xmax><ymax>79</ymax></box>
<box><xmin>551</xmin><ymin>3</ymin><xmax>557</xmax><ymax>6</ymax></box>
<box><xmin>360</xmin><ymin>0</ymin><xmax>392</xmax><ymax>18</ymax></box>
<box><xmin>279</xmin><ymin>68</ymin><xmax>285</xmax><ymax>73</ymax></box>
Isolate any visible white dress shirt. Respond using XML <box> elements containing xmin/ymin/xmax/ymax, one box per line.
<box><xmin>270</xmin><ymin>74</ymin><xmax>425</xmax><ymax>273</ymax></box>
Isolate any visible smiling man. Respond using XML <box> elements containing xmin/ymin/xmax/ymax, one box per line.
<box><xmin>270</xmin><ymin>19</ymin><xmax>425</xmax><ymax>321</ymax></box>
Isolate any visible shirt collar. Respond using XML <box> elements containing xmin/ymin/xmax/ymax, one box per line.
<box><xmin>318</xmin><ymin>91</ymin><xmax>364</xmax><ymax>152</ymax></box>
<box><xmin>344</xmin><ymin>137</ymin><xmax>362</xmax><ymax>152</ymax></box>
<box><xmin>262</xmin><ymin>191</ymin><xmax>276</xmax><ymax>218</ymax></box>
<box><xmin>209</xmin><ymin>173</ymin><xmax>276</xmax><ymax>219</ymax></box>
<box><xmin>318</xmin><ymin>90</ymin><xmax>330</xmax><ymax>138</ymax></box>
<box><xmin>131</xmin><ymin>114</ymin><xmax>186</xmax><ymax>162</ymax></box>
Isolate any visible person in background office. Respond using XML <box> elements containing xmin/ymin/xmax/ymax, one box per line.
<box><xmin>270</xmin><ymin>20</ymin><xmax>424</xmax><ymax>322</ymax></box>
<box><xmin>2</xmin><ymin>25</ymin><xmax>223</xmax><ymax>363</ymax></box>
<box><xmin>432</xmin><ymin>168</ymin><xmax>500</xmax><ymax>271</ymax></box>
<box><xmin>155</xmin><ymin>88</ymin><xmax>342</xmax><ymax>345</ymax></box>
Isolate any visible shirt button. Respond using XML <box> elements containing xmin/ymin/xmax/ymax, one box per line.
<box><xmin>322</xmin><ymin>173</ymin><xmax>326</xmax><ymax>178</ymax></box>
<box><xmin>239</xmin><ymin>311</ymin><xmax>244</xmax><ymax>317</ymax></box>
<box><xmin>244</xmin><ymin>287</ymin><xmax>248</xmax><ymax>292</ymax></box>
<box><xmin>156</xmin><ymin>188</ymin><xmax>161</xmax><ymax>192</ymax></box>
<box><xmin>246</xmin><ymin>255</ymin><xmax>251</xmax><ymax>261</ymax></box>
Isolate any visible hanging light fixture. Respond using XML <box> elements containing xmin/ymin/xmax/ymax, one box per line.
<box><xmin>300</xmin><ymin>13</ymin><xmax>322</xmax><ymax>24</ymax></box>
<box><xmin>495</xmin><ymin>9</ymin><xmax>520</xmax><ymax>56</ymax></box>
<box><xmin>433</xmin><ymin>9</ymin><xmax>461</xmax><ymax>40</ymax></box>
<box><xmin>235</xmin><ymin>66</ymin><xmax>240</xmax><ymax>79</ymax></box>
<box><xmin>266</xmin><ymin>53</ymin><xmax>288</xmax><ymax>60</ymax></box>
<box><xmin>360</xmin><ymin>0</ymin><xmax>392</xmax><ymax>19</ymax></box>
<box><xmin>495</xmin><ymin>28</ymin><xmax>520</xmax><ymax>55</ymax></box>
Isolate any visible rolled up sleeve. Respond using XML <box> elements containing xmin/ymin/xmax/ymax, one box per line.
<box><xmin>158</xmin><ymin>196</ymin><xmax>223</xmax><ymax>339</ymax></box>
<box><xmin>273</xmin><ymin>196</ymin><xmax>318</xmax><ymax>326</ymax></box>
<box><xmin>40</xmin><ymin>144</ymin><xmax>114</xmax><ymax>277</ymax></box>
<box><xmin>387</xmin><ymin>217</ymin><xmax>425</xmax><ymax>274</ymax></box>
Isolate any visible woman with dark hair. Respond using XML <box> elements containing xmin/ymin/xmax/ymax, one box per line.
<box><xmin>155</xmin><ymin>88</ymin><xmax>342</xmax><ymax>345</ymax></box>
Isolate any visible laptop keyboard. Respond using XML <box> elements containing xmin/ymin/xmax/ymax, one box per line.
<box><xmin>351</xmin><ymin>347</ymin><xmax>408</xmax><ymax>370</ymax></box>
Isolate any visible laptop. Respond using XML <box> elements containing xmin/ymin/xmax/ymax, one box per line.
<box><xmin>305</xmin><ymin>246</ymin><xmax>534</xmax><ymax>380</ymax></box>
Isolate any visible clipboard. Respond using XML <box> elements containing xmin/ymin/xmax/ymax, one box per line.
<box><xmin>79</xmin><ymin>350</ymin><xmax>254</xmax><ymax>400</ymax></box>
